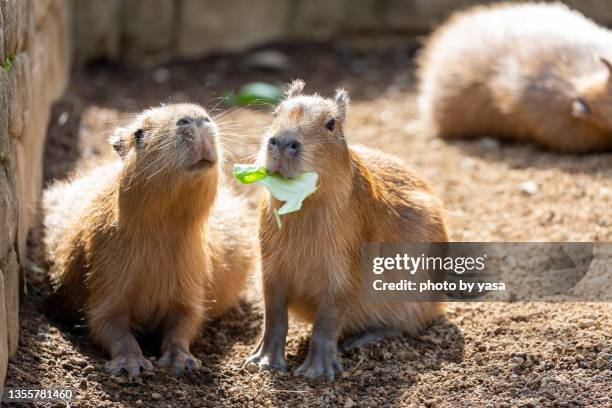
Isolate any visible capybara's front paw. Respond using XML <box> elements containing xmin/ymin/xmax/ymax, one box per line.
<box><xmin>244</xmin><ymin>343</ymin><xmax>288</xmax><ymax>372</ymax></box>
<box><xmin>296</xmin><ymin>344</ymin><xmax>343</xmax><ymax>381</ymax></box>
<box><xmin>105</xmin><ymin>354</ymin><xmax>153</xmax><ymax>377</ymax></box>
<box><xmin>159</xmin><ymin>348</ymin><xmax>202</xmax><ymax>376</ymax></box>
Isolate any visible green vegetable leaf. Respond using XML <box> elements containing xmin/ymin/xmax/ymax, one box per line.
<box><xmin>256</xmin><ymin>173</ymin><xmax>319</xmax><ymax>215</ymax></box>
<box><xmin>232</xmin><ymin>164</ymin><xmax>270</xmax><ymax>184</ymax></box>
<box><xmin>232</xmin><ymin>164</ymin><xmax>319</xmax><ymax>228</ymax></box>
<box><xmin>225</xmin><ymin>82</ymin><xmax>283</xmax><ymax>107</ymax></box>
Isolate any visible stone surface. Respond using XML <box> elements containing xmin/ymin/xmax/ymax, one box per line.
<box><xmin>0</xmin><ymin>6</ymin><xmax>5</xmax><ymax>63</ymax></box>
<box><xmin>33</xmin><ymin>0</ymin><xmax>55</xmax><ymax>29</ymax></box>
<box><xmin>0</xmin><ymin>0</ymin><xmax>33</xmax><ymax>55</ymax></box>
<box><xmin>0</xmin><ymin>71</ymin><xmax>8</xmax><ymax>144</ymax></box>
<box><xmin>380</xmin><ymin>0</ymin><xmax>612</xmax><ymax>35</ymax></box>
<box><xmin>17</xmin><ymin>0</ymin><xmax>69</xmax><ymax>262</ymax></box>
<box><xmin>291</xmin><ymin>0</ymin><xmax>345</xmax><ymax>39</ymax></box>
<box><xmin>0</xmin><ymin>154</ymin><xmax>17</xmax><ymax>261</ymax></box>
<box><xmin>178</xmin><ymin>0</ymin><xmax>290</xmax><ymax>58</ymax></box>
<box><xmin>7</xmin><ymin>53</ymin><xmax>32</xmax><ymax>140</ymax></box>
<box><xmin>383</xmin><ymin>0</ymin><xmax>483</xmax><ymax>33</ymax></box>
<box><xmin>67</xmin><ymin>0</ymin><xmax>612</xmax><ymax>66</ymax></box>
<box><xmin>0</xmin><ymin>67</ymin><xmax>17</xmax><ymax>265</ymax></box>
<box><xmin>0</xmin><ymin>1</ymin><xmax>17</xmax><ymax>56</ymax></box>
<box><xmin>0</xmin><ymin>272</ymin><xmax>8</xmax><ymax>390</ymax></box>
<box><xmin>0</xmin><ymin>0</ymin><xmax>69</xmax><ymax>390</ymax></box>
<box><xmin>70</xmin><ymin>0</ymin><xmax>122</xmax><ymax>64</ymax></box>
<box><xmin>1</xmin><ymin>249</ymin><xmax>19</xmax><ymax>355</ymax></box>
<box><xmin>341</xmin><ymin>0</ymin><xmax>384</xmax><ymax>32</ymax></box>
<box><xmin>122</xmin><ymin>0</ymin><xmax>176</xmax><ymax>66</ymax></box>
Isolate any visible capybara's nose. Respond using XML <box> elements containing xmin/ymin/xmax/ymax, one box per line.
<box><xmin>193</xmin><ymin>135</ymin><xmax>216</xmax><ymax>164</ymax></box>
<box><xmin>176</xmin><ymin>117</ymin><xmax>194</xmax><ymax>127</ymax></box>
<box><xmin>268</xmin><ymin>137</ymin><xmax>301</xmax><ymax>158</ymax></box>
<box><xmin>265</xmin><ymin>134</ymin><xmax>300</xmax><ymax>177</ymax></box>
<box><xmin>176</xmin><ymin>116</ymin><xmax>209</xmax><ymax>127</ymax></box>
<box><xmin>268</xmin><ymin>137</ymin><xmax>278</xmax><ymax>150</ymax></box>
<box><xmin>283</xmin><ymin>140</ymin><xmax>301</xmax><ymax>157</ymax></box>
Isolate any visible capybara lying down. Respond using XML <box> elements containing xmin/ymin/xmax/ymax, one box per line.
<box><xmin>417</xmin><ymin>2</ymin><xmax>612</xmax><ymax>153</ymax></box>
<box><xmin>43</xmin><ymin>104</ymin><xmax>256</xmax><ymax>376</ymax></box>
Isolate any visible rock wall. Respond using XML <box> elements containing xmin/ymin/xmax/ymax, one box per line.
<box><xmin>0</xmin><ymin>0</ymin><xmax>70</xmax><ymax>388</ymax></box>
<box><xmin>71</xmin><ymin>0</ymin><xmax>612</xmax><ymax>66</ymax></box>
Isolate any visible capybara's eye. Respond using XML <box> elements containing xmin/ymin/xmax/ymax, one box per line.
<box><xmin>325</xmin><ymin>118</ymin><xmax>335</xmax><ymax>131</ymax></box>
<box><xmin>268</xmin><ymin>137</ymin><xmax>278</xmax><ymax>148</ymax></box>
<box><xmin>203</xmin><ymin>116</ymin><xmax>211</xmax><ymax>123</ymax></box>
<box><xmin>134</xmin><ymin>129</ymin><xmax>145</xmax><ymax>145</ymax></box>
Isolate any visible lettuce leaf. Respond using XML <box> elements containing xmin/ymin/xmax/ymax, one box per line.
<box><xmin>232</xmin><ymin>164</ymin><xmax>270</xmax><ymax>184</ymax></box>
<box><xmin>232</xmin><ymin>164</ymin><xmax>319</xmax><ymax>228</ymax></box>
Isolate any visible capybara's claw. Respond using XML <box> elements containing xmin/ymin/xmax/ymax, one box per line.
<box><xmin>159</xmin><ymin>348</ymin><xmax>201</xmax><ymax>376</ymax></box>
<box><xmin>105</xmin><ymin>354</ymin><xmax>152</xmax><ymax>377</ymax></box>
<box><xmin>296</xmin><ymin>347</ymin><xmax>343</xmax><ymax>381</ymax></box>
<box><xmin>244</xmin><ymin>348</ymin><xmax>288</xmax><ymax>372</ymax></box>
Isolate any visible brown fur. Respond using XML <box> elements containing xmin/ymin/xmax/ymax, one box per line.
<box><xmin>43</xmin><ymin>104</ymin><xmax>256</xmax><ymax>375</ymax></box>
<box><xmin>417</xmin><ymin>2</ymin><xmax>612</xmax><ymax>153</ymax></box>
<box><xmin>259</xmin><ymin>83</ymin><xmax>448</xmax><ymax>341</ymax></box>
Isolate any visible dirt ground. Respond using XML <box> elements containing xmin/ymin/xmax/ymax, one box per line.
<box><xmin>5</xmin><ymin>45</ymin><xmax>612</xmax><ymax>407</ymax></box>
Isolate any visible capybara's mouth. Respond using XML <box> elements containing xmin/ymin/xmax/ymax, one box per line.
<box><xmin>267</xmin><ymin>168</ymin><xmax>294</xmax><ymax>179</ymax></box>
<box><xmin>278</xmin><ymin>168</ymin><xmax>299</xmax><ymax>179</ymax></box>
<box><xmin>187</xmin><ymin>158</ymin><xmax>215</xmax><ymax>171</ymax></box>
<box><xmin>266</xmin><ymin>163</ymin><xmax>297</xmax><ymax>179</ymax></box>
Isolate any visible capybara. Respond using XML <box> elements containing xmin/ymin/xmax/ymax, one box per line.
<box><xmin>418</xmin><ymin>2</ymin><xmax>612</xmax><ymax>153</ymax></box>
<box><xmin>44</xmin><ymin>104</ymin><xmax>255</xmax><ymax>376</ymax></box>
<box><xmin>245</xmin><ymin>80</ymin><xmax>448</xmax><ymax>380</ymax></box>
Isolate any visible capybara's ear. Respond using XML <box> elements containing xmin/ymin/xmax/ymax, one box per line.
<box><xmin>600</xmin><ymin>56</ymin><xmax>612</xmax><ymax>79</ymax></box>
<box><xmin>110</xmin><ymin>127</ymin><xmax>129</xmax><ymax>158</ymax></box>
<box><xmin>285</xmin><ymin>79</ymin><xmax>305</xmax><ymax>99</ymax></box>
<box><xmin>334</xmin><ymin>89</ymin><xmax>350</xmax><ymax>121</ymax></box>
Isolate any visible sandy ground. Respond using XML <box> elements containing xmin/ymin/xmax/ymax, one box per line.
<box><xmin>5</xmin><ymin>45</ymin><xmax>612</xmax><ymax>407</ymax></box>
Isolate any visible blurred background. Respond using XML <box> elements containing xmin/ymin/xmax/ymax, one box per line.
<box><xmin>1</xmin><ymin>0</ymin><xmax>611</xmax><ymax>405</ymax></box>
<box><xmin>70</xmin><ymin>0</ymin><xmax>612</xmax><ymax>66</ymax></box>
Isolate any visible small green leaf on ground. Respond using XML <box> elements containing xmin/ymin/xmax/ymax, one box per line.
<box><xmin>225</xmin><ymin>82</ymin><xmax>283</xmax><ymax>107</ymax></box>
